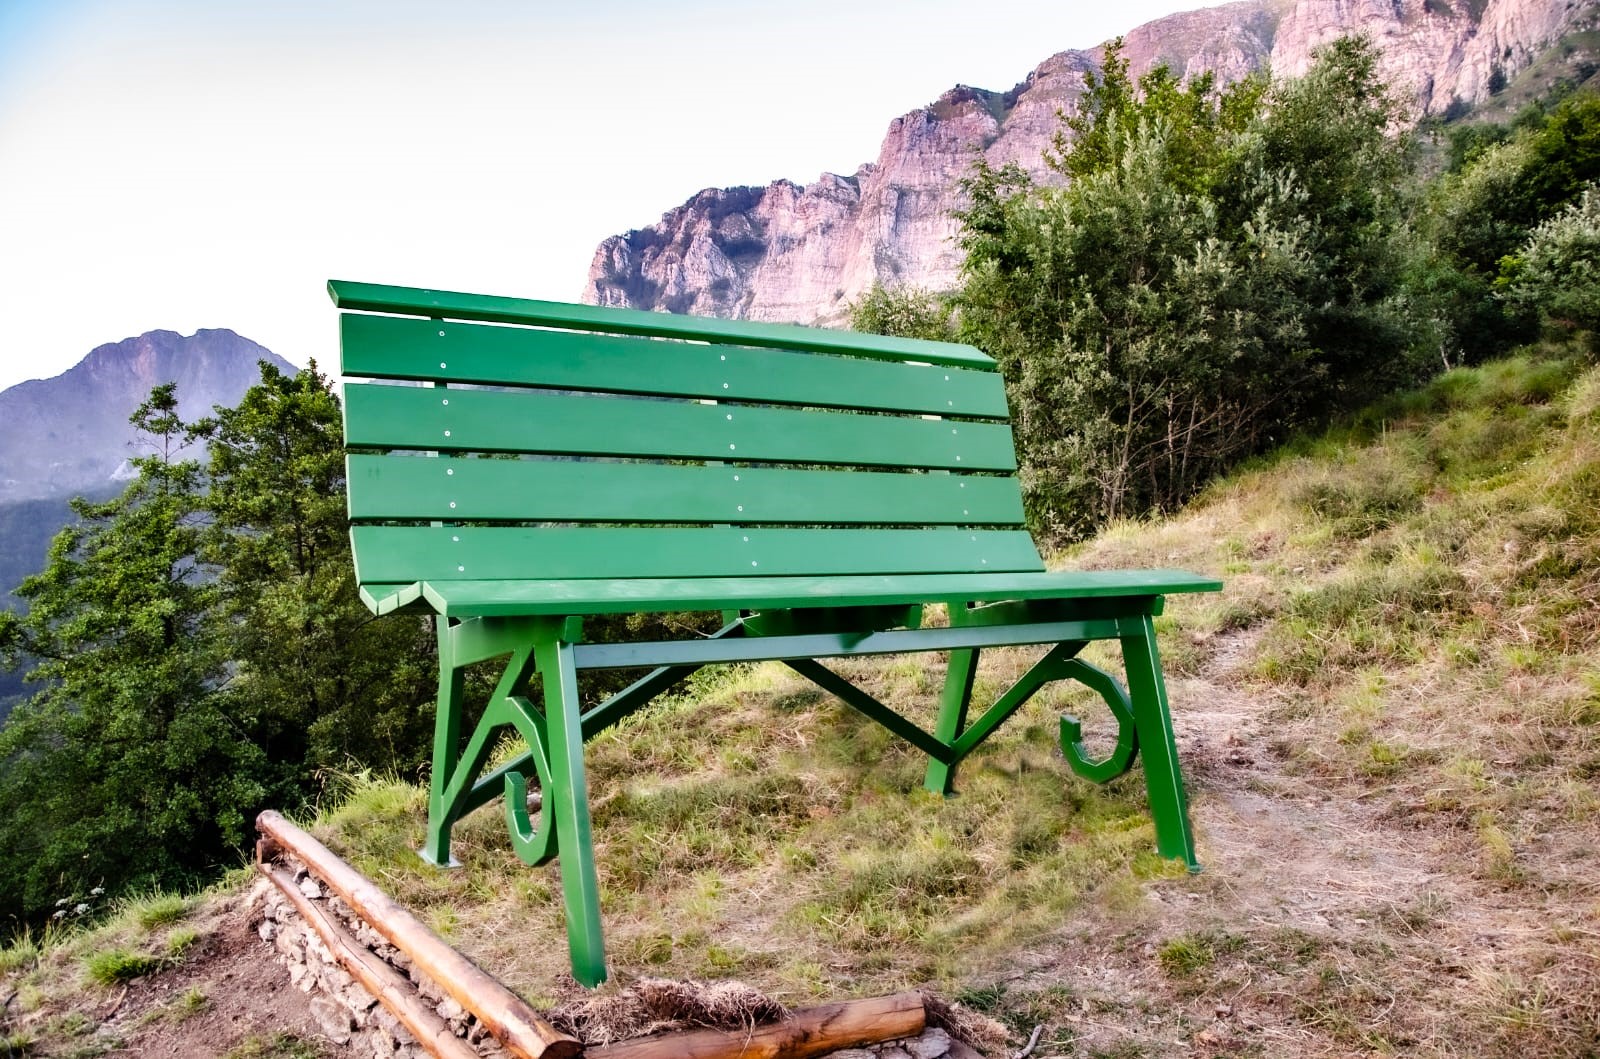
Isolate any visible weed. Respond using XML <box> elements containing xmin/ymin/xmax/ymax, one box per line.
<box><xmin>83</xmin><ymin>947</ymin><xmax>163</xmax><ymax>987</ymax></box>
<box><xmin>164</xmin><ymin>928</ymin><xmax>200</xmax><ymax>958</ymax></box>
<box><xmin>123</xmin><ymin>892</ymin><xmax>190</xmax><ymax>931</ymax></box>
<box><xmin>1156</xmin><ymin>930</ymin><xmax>1242</xmax><ymax>977</ymax></box>
<box><xmin>0</xmin><ymin>1031</ymin><xmax>35</xmax><ymax>1056</ymax></box>
<box><xmin>220</xmin><ymin>1034</ymin><xmax>323</xmax><ymax>1059</ymax></box>
<box><xmin>0</xmin><ymin>929</ymin><xmax>39</xmax><ymax>974</ymax></box>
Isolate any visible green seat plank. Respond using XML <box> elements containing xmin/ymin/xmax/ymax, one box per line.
<box><xmin>383</xmin><ymin>569</ymin><xmax>1225</xmax><ymax>618</ymax></box>
<box><xmin>329</xmin><ymin>280</ymin><xmax>996</xmax><ymax>370</ymax></box>
<box><xmin>346</xmin><ymin>454</ymin><xmax>1026</xmax><ymax>526</ymax></box>
<box><xmin>350</xmin><ymin>526</ymin><xmax>1046</xmax><ymax>585</ymax></box>
<box><xmin>343</xmin><ymin>383</ymin><xmax>1019</xmax><ymax>472</ymax></box>
<box><xmin>341</xmin><ymin>314</ymin><xmax>1009</xmax><ymax>419</ymax></box>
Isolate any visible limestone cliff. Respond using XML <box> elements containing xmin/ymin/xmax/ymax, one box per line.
<box><xmin>584</xmin><ymin>0</ymin><xmax>1598</xmax><ymax>322</ymax></box>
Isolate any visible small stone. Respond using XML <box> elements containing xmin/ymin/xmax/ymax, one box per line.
<box><xmin>343</xmin><ymin>983</ymin><xmax>379</xmax><ymax>1013</ymax></box>
<box><xmin>907</xmin><ymin>1028</ymin><xmax>951</xmax><ymax>1059</ymax></box>
<box><xmin>298</xmin><ymin>877</ymin><xmax>323</xmax><ymax>900</ymax></box>
<box><xmin>436</xmin><ymin>997</ymin><xmax>465</xmax><ymax>1021</ymax></box>
<box><xmin>257</xmin><ymin>921</ymin><xmax>277</xmax><ymax>942</ymax></box>
<box><xmin>826</xmin><ymin>1051</ymin><xmax>876</xmax><ymax>1059</ymax></box>
<box><xmin>1214</xmin><ymin>1003</ymin><xmax>1233</xmax><ymax>1018</ymax></box>
<box><xmin>374</xmin><ymin>1008</ymin><xmax>403</xmax><ymax>1037</ymax></box>
<box><xmin>880</xmin><ymin>1047</ymin><xmax>913</xmax><ymax>1059</ymax></box>
<box><xmin>309</xmin><ymin>995</ymin><xmax>356</xmax><ymax>1046</ymax></box>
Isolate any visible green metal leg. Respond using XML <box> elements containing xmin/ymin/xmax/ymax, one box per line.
<box><xmin>533</xmin><ymin>629</ymin><xmax>608</xmax><ymax>987</ymax></box>
<box><xmin>924</xmin><ymin>646</ymin><xmax>979</xmax><ymax>795</ymax></box>
<box><xmin>1120</xmin><ymin>616</ymin><xmax>1199</xmax><ymax>871</ymax></box>
<box><xmin>422</xmin><ymin>619</ymin><xmax>466</xmax><ymax>867</ymax></box>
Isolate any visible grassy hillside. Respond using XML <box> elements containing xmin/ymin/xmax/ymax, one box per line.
<box><xmin>4</xmin><ymin>349</ymin><xmax>1599</xmax><ymax>1057</ymax></box>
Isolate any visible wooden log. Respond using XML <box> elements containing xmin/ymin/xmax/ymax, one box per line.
<box><xmin>256</xmin><ymin>809</ymin><xmax>581</xmax><ymax>1059</ymax></box>
<box><xmin>262</xmin><ymin>864</ymin><xmax>480</xmax><ymax>1059</ymax></box>
<box><xmin>584</xmin><ymin>991</ymin><xmax>927</xmax><ymax>1059</ymax></box>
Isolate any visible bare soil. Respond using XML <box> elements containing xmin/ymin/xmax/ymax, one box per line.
<box><xmin>100</xmin><ymin>893</ymin><xmax>329</xmax><ymax>1058</ymax></box>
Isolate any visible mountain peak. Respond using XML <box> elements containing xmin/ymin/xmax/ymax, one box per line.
<box><xmin>585</xmin><ymin>0</ymin><xmax>1593</xmax><ymax>323</ymax></box>
<box><xmin>0</xmin><ymin>328</ymin><xmax>293</xmax><ymax>502</ymax></box>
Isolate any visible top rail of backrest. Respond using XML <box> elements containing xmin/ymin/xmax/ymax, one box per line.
<box><xmin>329</xmin><ymin>280</ymin><xmax>997</xmax><ymax>371</ymax></box>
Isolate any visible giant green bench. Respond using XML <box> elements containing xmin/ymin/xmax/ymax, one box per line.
<box><xmin>332</xmin><ymin>279</ymin><xmax>1222</xmax><ymax>987</ymax></box>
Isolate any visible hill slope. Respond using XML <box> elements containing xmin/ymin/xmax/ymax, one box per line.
<box><xmin>5</xmin><ymin>351</ymin><xmax>1599</xmax><ymax>1058</ymax></box>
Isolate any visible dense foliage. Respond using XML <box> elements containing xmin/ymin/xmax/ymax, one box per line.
<box><xmin>949</xmin><ymin>38</ymin><xmax>1423</xmax><ymax>538</ymax></box>
<box><xmin>0</xmin><ymin>367</ymin><xmax>436</xmax><ymax>925</ymax></box>
<box><xmin>853</xmin><ymin>38</ymin><xmax>1600</xmax><ymax>542</ymax></box>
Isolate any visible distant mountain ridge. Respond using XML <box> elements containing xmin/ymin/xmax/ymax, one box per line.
<box><xmin>584</xmin><ymin>0</ymin><xmax>1599</xmax><ymax>323</ymax></box>
<box><xmin>0</xmin><ymin>328</ymin><xmax>292</xmax><ymax>504</ymax></box>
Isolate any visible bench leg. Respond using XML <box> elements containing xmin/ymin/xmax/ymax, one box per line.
<box><xmin>422</xmin><ymin>619</ymin><xmax>466</xmax><ymax>868</ymax></box>
<box><xmin>534</xmin><ymin>631</ymin><xmax>608</xmax><ymax>987</ymax></box>
<box><xmin>924</xmin><ymin>646</ymin><xmax>979</xmax><ymax>796</ymax></box>
<box><xmin>1120</xmin><ymin>615</ymin><xmax>1199</xmax><ymax>871</ymax></box>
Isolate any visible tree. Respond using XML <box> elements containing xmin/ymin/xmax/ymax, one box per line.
<box><xmin>0</xmin><ymin>388</ymin><xmax>263</xmax><ymax>921</ymax></box>
<box><xmin>847</xmin><ymin>283</ymin><xmax>955</xmax><ymax>341</ymax></box>
<box><xmin>196</xmin><ymin>362</ymin><xmax>435</xmax><ymax>779</ymax></box>
<box><xmin>1421</xmin><ymin>90</ymin><xmax>1600</xmax><ymax>361</ymax></box>
<box><xmin>952</xmin><ymin>37</ymin><xmax>1425</xmax><ymax>540</ymax></box>
<box><xmin>1500</xmin><ymin>186</ymin><xmax>1600</xmax><ymax>341</ymax></box>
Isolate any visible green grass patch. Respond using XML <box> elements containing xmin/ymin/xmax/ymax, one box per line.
<box><xmin>83</xmin><ymin>947</ymin><xmax>164</xmax><ymax>987</ymax></box>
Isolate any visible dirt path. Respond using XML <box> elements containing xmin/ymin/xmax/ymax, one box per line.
<box><xmin>100</xmin><ymin>893</ymin><xmax>329</xmax><ymax>1059</ymax></box>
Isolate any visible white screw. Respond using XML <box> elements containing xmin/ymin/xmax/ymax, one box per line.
<box><xmin>449</xmin><ymin>502</ymin><xmax>456</xmax><ymax>509</ymax></box>
<box><xmin>720</xmin><ymin>354</ymin><xmax>726</xmax><ymax>361</ymax></box>
<box><xmin>723</xmin><ymin>382</ymin><xmax>729</xmax><ymax>389</ymax></box>
<box><xmin>457</xmin><ymin>565</ymin><xmax>465</xmax><ymax>572</ymax></box>
<box><xmin>444</xmin><ymin>430</ymin><xmax>451</xmax><ymax>437</ymax></box>
<box><xmin>726</xmin><ymin>414</ymin><xmax>733</xmax><ymax>420</ymax></box>
<box><xmin>438</xmin><ymin>330</ymin><xmax>445</xmax><ymax>337</ymax></box>
<box><xmin>440</xmin><ymin>362</ymin><xmax>447</xmax><ymax>369</ymax></box>
<box><xmin>743</xmin><ymin>536</ymin><xmax>749</xmax><ymax>542</ymax></box>
<box><xmin>733</xmin><ymin>474</ymin><xmax>740</xmax><ymax>481</ymax></box>
<box><xmin>729</xmin><ymin>444</ymin><xmax>736</xmax><ymax>451</ymax></box>
<box><xmin>737</xmin><ymin>505</ymin><xmax>743</xmax><ymax>512</ymax></box>
<box><xmin>446</xmin><ymin>468</ymin><xmax>454</xmax><ymax>476</ymax></box>
<box><xmin>442</xmin><ymin>399</ymin><xmax>449</xmax><ymax>406</ymax></box>
<box><xmin>452</xmin><ymin>535</ymin><xmax>460</xmax><ymax>542</ymax></box>
<box><xmin>751</xmin><ymin>560</ymin><xmax>758</xmax><ymax>567</ymax></box>
<box><xmin>955</xmin><ymin>455</ymin><xmax>961</xmax><ymax>461</ymax></box>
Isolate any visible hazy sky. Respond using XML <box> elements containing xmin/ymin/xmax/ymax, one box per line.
<box><xmin>0</xmin><ymin>0</ymin><xmax>1205</xmax><ymax>391</ymax></box>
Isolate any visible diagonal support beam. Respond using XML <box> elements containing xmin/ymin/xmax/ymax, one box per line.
<box><xmin>784</xmin><ymin>659</ymin><xmax>956</xmax><ymax>763</ymax></box>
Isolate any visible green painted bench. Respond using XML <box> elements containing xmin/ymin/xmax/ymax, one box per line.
<box><xmin>332</xmin><ymin>279</ymin><xmax>1222</xmax><ymax>987</ymax></box>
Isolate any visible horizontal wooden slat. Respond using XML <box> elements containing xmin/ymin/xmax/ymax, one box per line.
<box><xmin>340</xmin><ymin>313</ymin><xmax>1009</xmax><ymax>419</ymax></box>
<box><xmin>357</xmin><ymin>569</ymin><xmax>1225</xmax><ymax>618</ymax></box>
<box><xmin>328</xmin><ymin>280</ymin><xmax>995</xmax><ymax>370</ymax></box>
<box><xmin>350</xmin><ymin>527</ymin><xmax>1045</xmax><ymax>584</ymax></box>
<box><xmin>345</xmin><ymin>454</ymin><xmax>1026</xmax><ymax>527</ymax></box>
<box><xmin>343</xmin><ymin>384</ymin><xmax>1018</xmax><ymax>471</ymax></box>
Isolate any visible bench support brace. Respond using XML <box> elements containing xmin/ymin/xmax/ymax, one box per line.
<box><xmin>415</xmin><ymin>605</ymin><xmax>1195</xmax><ymax>988</ymax></box>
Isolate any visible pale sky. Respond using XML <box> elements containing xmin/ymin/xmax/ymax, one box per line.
<box><xmin>0</xmin><ymin>0</ymin><xmax>1205</xmax><ymax>391</ymax></box>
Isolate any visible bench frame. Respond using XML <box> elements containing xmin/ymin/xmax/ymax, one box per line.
<box><xmin>332</xmin><ymin>280</ymin><xmax>1218</xmax><ymax>987</ymax></box>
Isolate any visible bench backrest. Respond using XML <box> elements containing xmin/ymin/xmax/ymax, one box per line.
<box><xmin>333</xmin><ymin>281</ymin><xmax>1046</xmax><ymax>590</ymax></box>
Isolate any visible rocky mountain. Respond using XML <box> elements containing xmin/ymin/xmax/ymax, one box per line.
<box><xmin>0</xmin><ymin>328</ymin><xmax>292</xmax><ymax>504</ymax></box>
<box><xmin>584</xmin><ymin>0</ymin><xmax>1599</xmax><ymax>323</ymax></box>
